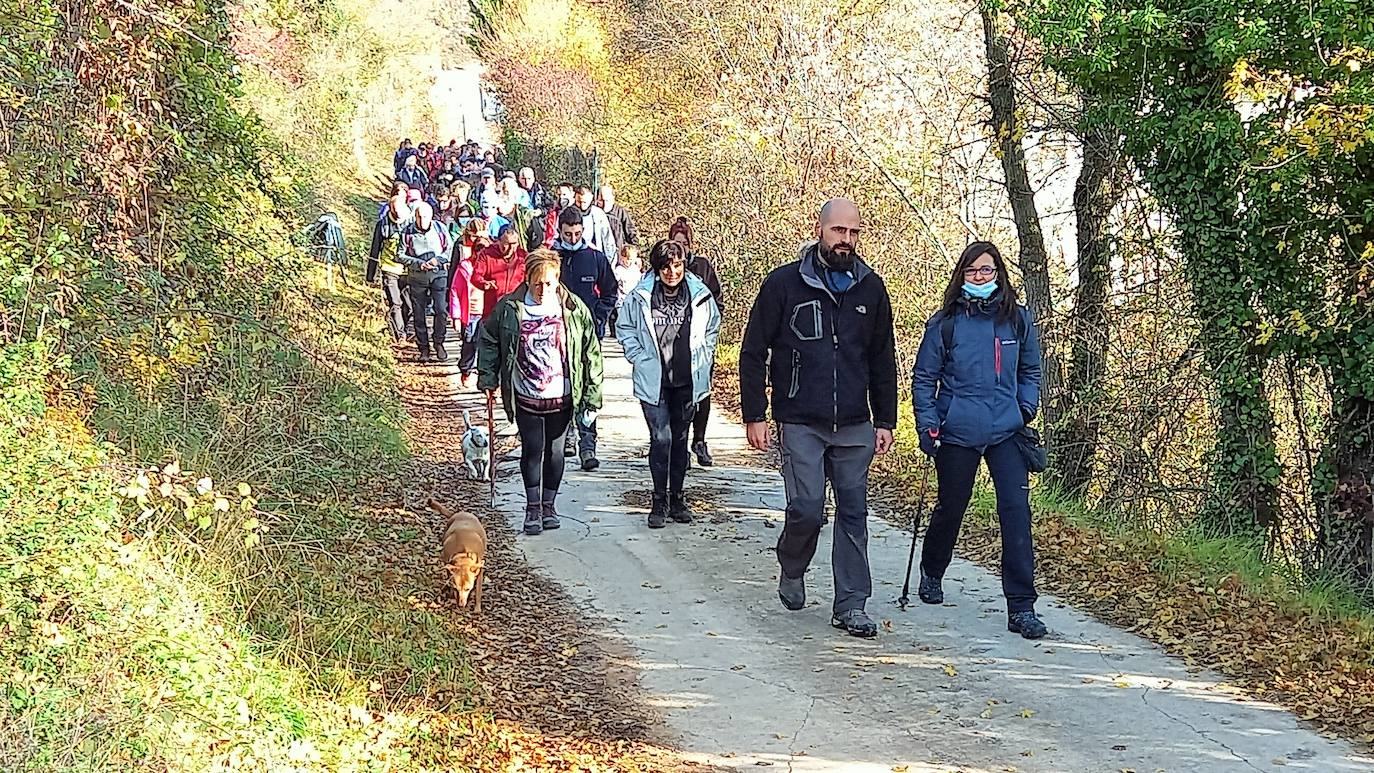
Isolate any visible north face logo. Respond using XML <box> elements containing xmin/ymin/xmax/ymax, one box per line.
<box><xmin>856</xmin><ymin>305</ymin><xmax>868</xmax><ymax>314</ymax></box>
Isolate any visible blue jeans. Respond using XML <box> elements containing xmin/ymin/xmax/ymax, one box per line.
<box><xmin>574</xmin><ymin>413</ymin><xmax>598</xmax><ymax>455</ymax></box>
<box><xmin>640</xmin><ymin>383</ymin><xmax>695</xmax><ymax>494</ymax></box>
<box><xmin>920</xmin><ymin>437</ymin><xmax>1037</xmax><ymax>612</ymax></box>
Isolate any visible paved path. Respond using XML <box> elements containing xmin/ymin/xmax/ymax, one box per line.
<box><xmin>466</xmin><ymin>341</ymin><xmax>1370</xmax><ymax>772</ymax></box>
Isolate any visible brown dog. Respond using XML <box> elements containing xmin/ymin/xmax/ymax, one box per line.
<box><xmin>429</xmin><ymin>497</ymin><xmax>487</xmax><ymax>613</ymax></box>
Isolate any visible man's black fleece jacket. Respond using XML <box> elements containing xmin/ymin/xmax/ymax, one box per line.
<box><xmin>738</xmin><ymin>243</ymin><xmax>898</xmax><ymax>431</ymax></box>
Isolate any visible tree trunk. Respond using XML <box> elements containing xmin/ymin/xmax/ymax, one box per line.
<box><xmin>981</xmin><ymin>5</ymin><xmax>1060</xmax><ymax>439</ymax></box>
<box><xmin>1317</xmin><ymin>394</ymin><xmax>1374</xmax><ymax>587</ymax></box>
<box><xmin>1053</xmin><ymin>116</ymin><xmax>1121</xmax><ymax>497</ymax></box>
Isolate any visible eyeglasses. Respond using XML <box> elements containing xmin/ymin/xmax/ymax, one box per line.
<box><xmin>963</xmin><ymin>266</ymin><xmax>997</xmax><ymax>278</ymax></box>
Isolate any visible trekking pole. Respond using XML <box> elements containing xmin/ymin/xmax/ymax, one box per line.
<box><xmin>486</xmin><ymin>390</ymin><xmax>497</xmax><ymax>508</ymax></box>
<box><xmin>898</xmin><ymin>454</ymin><xmax>936</xmax><ymax>611</ymax></box>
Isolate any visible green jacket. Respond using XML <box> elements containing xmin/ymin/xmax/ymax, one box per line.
<box><xmin>477</xmin><ymin>284</ymin><xmax>604</xmax><ymax>421</ymax></box>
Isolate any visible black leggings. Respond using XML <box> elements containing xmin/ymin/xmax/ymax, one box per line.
<box><xmin>515</xmin><ymin>405</ymin><xmax>572</xmax><ymax>504</ymax></box>
<box><xmin>692</xmin><ymin>393</ymin><xmax>711</xmax><ymax>445</ymax></box>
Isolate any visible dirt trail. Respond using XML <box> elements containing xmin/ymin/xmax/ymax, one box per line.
<box><xmin>390</xmin><ymin>347</ymin><xmax>708</xmax><ymax>771</ymax></box>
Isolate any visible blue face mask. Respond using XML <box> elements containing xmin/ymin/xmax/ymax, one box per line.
<box><xmin>963</xmin><ymin>280</ymin><xmax>998</xmax><ymax>299</ymax></box>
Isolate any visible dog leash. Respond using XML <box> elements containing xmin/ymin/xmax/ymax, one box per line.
<box><xmin>486</xmin><ymin>389</ymin><xmax>496</xmax><ymax>507</ymax></box>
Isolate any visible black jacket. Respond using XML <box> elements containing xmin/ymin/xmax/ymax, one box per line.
<box><xmin>556</xmin><ymin>242</ymin><xmax>618</xmax><ymax>331</ymax></box>
<box><xmin>605</xmin><ymin>203</ymin><xmax>638</xmax><ymax>247</ymax></box>
<box><xmin>396</xmin><ymin>166</ymin><xmax>428</xmax><ymax>190</ymax></box>
<box><xmin>688</xmin><ymin>253</ymin><xmax>724</xmax><ymax>310</ymax></box>
<box><xmin>739</xmin><ymin>243</ymin><xmax>897</xmax><ymax>430</ymax></box>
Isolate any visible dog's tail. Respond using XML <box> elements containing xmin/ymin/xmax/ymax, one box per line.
<box><xmin>427</xmin><ymin>497</ymin><xmax>451</xmax><ymax>520</ymax></box>
<box><xmin>463</xmin><ymin>408</ymin><xmax>472</xmax><ymax>430</ymax></box>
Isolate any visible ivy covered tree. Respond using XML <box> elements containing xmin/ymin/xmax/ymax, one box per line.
<box><xmin>1012</xmin><ymin>0</ymin><xmax>1374</xmax><ymax>576</ymax></box>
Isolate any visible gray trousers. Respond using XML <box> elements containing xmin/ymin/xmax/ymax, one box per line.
<box><xmin>777</xmin><ymin>422</ymin><xmax>876</xmax><ymax>614</ymax></box>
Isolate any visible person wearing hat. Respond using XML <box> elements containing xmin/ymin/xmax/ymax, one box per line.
<box><xmin>478</xmin><ymin>249</ymin><xmax>603</xmax><ymax>536</ymax></box>
<box><xmin>397</xmin><ymin>201</ymin><xmax>454</xmax><ymax>363</ymax></box>
<box><xmin>366</xmin><ymin>192</ymin><xmax>414</xmax><ymax>343</ymax></box>
<box><xmin>397</xmin><ymin>153</ymin><xmax>429</xmax><ymax>191</ymax></box>
<box><xmin>469</xmin><ymin>166</ymin><xmax>497</xmax><ymax>211</ymax></box>
<box><xmin>616</xmin><ymin>239</ymin><xmax>720</xmax><ymax>528</ymax></box>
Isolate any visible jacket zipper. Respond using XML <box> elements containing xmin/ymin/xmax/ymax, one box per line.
<box><xmin>995</xmin><ymin>334</ymin><xmax>1002</xmax><ymax>377</ymax></box>
<box><xmin>831</xmin><ymin>294</ymin><xmax>841</xmax><ymax>434</ymax></box>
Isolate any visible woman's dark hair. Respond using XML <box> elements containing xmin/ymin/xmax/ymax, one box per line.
<box><xmin>648</xmin><ymin>239</ymin><xmax>689</xmax><ymax>274</ymax></box>
<box><xmin>942</xmin><ymin>241</ymin><xmax>1018</xmax><ymax>324</ymax></box>
<box><xmin>667</xmin><ymin>217</ymin><xmax>696</xmax><ymax>250</ymax></box>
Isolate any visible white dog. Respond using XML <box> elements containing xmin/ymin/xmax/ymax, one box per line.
<box><xmin>461</xmin><ymin>409</ymin><xmax>491</xmax><ymax>481</ymax></box>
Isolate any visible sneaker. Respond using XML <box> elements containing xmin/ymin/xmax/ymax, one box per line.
<box><xmin>692</xmin><ymin>441</ymin><xmax>714</xmax><ymax>467</ymax></box>
<box><xmin>918</xmin><ymin>571</ymin><xmax>944</xmax><ymax>605</ymax></box>
<box><xmin>1007</xmin><ymin>611</ymin><xmax>1047</xmax><ymax>640</ymax></box>
<box><xmin>417</xmin><ymin>349</ymin><xmax>432</xmax><ymax>364</ymax></box>
<box><xmin>778</xmin><ymin>573</ymin><xmax>805</xmax><ymax>611</ymax></box>
<box><xmin>522</xmin><ymin>504</ymin><xmax>543</xmax><ymax>536</ymax></box>
<box><xmin>668</xmin><ymin>493</ymin><xmax>693</xmax><ymax>523</ymax></box>
<box><xmin>580</xmin><ymin>449</ymin><xmax>600</xmax><ymax>471</ymax></box>
<box><xmin>831</xmin><ymin>609</ymin><xmax>878</xmax><ymax>638</ymax></box>
<box><xmin>461</xmin><ymin>373</ymin><xmax>473</xmax><ymax>388</ymax></box>
<box><xmin>648</xmin><ymin>495</ymin><xmax>668</xmax><ymax>529</ymax></box>
<box><xmin>434</xmin><ymin>344</ymin><xmax>449</xmax><ymax>362</ymax></box>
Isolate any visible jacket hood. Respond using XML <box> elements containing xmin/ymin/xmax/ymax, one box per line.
<box><xmin>797</xmin><ymin>241</ymin><xmax>873</xmax><ymax>296</ymax></box>
<box><xmin>499</xmin><ymin>282</ymin><xmax>580</xmax><ymax>313</ymax></box>
<box><xmin>630</xmin><ymin>271</ymin><xmax>710</xmax><ymax>302</ymax></box>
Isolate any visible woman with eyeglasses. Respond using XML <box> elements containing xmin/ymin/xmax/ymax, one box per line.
<box><xmin>909</xmin><ymin>241</ymin><xmax>1046</xmax><ymax>639</ymax></box>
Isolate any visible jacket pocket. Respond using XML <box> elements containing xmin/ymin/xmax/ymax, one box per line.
<box><xmin>787</xmin><ymin>351</ymin><xmax>801</xmax><ymax>399</ymax></box>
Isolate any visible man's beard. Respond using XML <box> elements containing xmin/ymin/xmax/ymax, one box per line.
<box><xmin>817</xmin><ymin>241</ymin><xmax>856</xmax><ymax>271</ymax></box>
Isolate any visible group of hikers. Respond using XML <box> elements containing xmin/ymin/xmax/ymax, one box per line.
<box><xmin>367</xmin><ymin>137</ymin><xmax>1048</xmax><ymax>641</ymax></box>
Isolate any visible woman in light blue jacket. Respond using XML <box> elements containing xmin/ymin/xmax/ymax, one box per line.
<box><xmin>616</xmin><ymin>240</ymin><xmax>721</xmax><ymax>528</ymax></box>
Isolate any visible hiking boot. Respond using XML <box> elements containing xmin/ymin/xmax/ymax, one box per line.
<box><xmin>778</xmin><ymin>573</ymin><xmax>806</xmax><ymax>611</ymax></box>
<box><xmin>692</xmin><ymin>441</ymin><xmax>714</xmax><ymax>467</ymax></box>
<box><xmin>417</xmin><ymin>349</ymin><xmax>432</xmax><ymax>363</ymax></box>
<box><xmin>580</xmin><ymin>449</ymin><xmax>600</xmax><ymax>471</ymax></box>
<box><xmin>831</xmin><ymin>609</ymin><xmax>878</xmax><ymax>638</ymax></box>
<box><xmin>434</xmin><ymin>344</ymin><xmax>449</xmax><ymax>362</ymax></box>
<box><xmin>522</xmin><ymin>504</ymin><xmax>543</xmax><ymax>536</ymax></box>
<box><xmin>918</xmin><ymin>571</ymin><xmax>944</xmax><ymax>605</ymax></box>
<box><xmin>668</xmin><ymin>493</ymin><xmax>693</xmax><ymax>523</ymax></box>
<box><xmin>541</xmin><ymin>492</ymin><xmax>561</xmax><ymax>530</ymax></box>
<box><xmin>648</xmin><ymin>494</ymin><xmax>668</xmax><ymax>529</ymax></box>
<box><xmin>1007</xmin><ymin>611</ymin><xmax>1047</xmax><ymax>640</ymax></box>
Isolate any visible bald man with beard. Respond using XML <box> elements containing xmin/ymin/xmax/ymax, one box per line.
<box><xmin>738</xmin><ymin>198</ymin><xmax>898</xmax><ymax>639</ymax></box>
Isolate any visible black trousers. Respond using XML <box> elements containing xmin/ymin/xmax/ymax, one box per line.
<box><xmin>407</xmin><ymin>273</ymin><xmax>448</xmax><ymax>351</ymax></box>
<box><xmin>920</xmin><ymin>438</ymin><xmax>1037</xmax><ymax>612</ymax></box>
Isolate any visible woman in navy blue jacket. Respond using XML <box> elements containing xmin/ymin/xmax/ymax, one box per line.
<box><xmin>910</xmin><ymin>241</ymin><xmax>1046</xmax><ymax>639</ymax></box>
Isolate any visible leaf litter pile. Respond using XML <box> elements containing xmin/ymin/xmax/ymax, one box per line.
<box><xmin>711</xmin><ymin>363</ymin><xmax>1374</xmax><ymax>747</ymax></box>
<box><xmin>377</xmin><ymin>352</ymin><xmax>710</xmax><ymax>771</ymax></box>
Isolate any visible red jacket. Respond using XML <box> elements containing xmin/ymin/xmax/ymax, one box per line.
<box><xmin>471</xmin><ymin>243</ymin><xmax>527</xmax><ymax>317</ymax></box>
<box><xmin>542</xmin><ymin>208</ymin><xmax>559</xmax><ymax>248</ymax></box>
